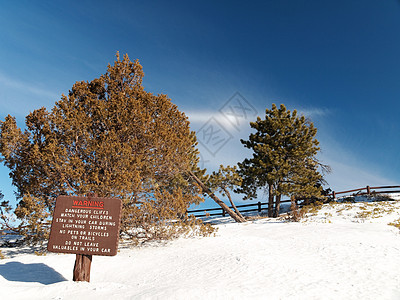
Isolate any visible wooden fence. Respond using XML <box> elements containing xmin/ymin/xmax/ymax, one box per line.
<box><xmin>330</xmin><ymin>185</ymin><xmax>400</xmax><ymax>199</ymax></box>
<box><xmin>187</xmin><ymin>199</ymin><xmax>292</xmax><ymax>218</ymax></box>
<box><xmin>187</xmin><ymin>185</ymin><xmax>400</xmax><ymax>218</ymax></box>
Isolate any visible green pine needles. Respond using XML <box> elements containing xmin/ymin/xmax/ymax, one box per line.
<box><xmin>238</xmin><ymin>104</ymin><xmax>329</xmax><ymax>217</ymax></box>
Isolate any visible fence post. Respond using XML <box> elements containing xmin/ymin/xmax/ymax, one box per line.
<box><xmin>367</xmin><ymin>186</ymin><xmax>371</xmax><ymax>195</ymax></box>
<box><xmin>258</xmin><ymin>201</ymin><xmax>261</xmax><ymax>213</ymax></box>
<box><xmin>332</xmin><ymin>191</ymin><xmax>336</xmax><ymax>199</ymax></box>
<box><xmin>222</xmin><ymin>208</ymin><xmax>226</xmax><ymax>217</ymax></box>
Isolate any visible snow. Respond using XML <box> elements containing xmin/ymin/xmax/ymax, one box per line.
<box><xmin>3</xmin><ymin>201</ymin><xmax>400</xmax><ymax>299</ymax></box>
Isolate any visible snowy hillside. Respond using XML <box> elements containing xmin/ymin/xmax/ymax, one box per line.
<box><xmin>2</xmin><ymin>200</ymin><xmax>400</xmax><ymax>299</ymax></box>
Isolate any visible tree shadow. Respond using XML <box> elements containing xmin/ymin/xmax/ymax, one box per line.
<box><xmin>0</xmin><ymin>247</ymin><xmax>45</xmax><ymax>258</ymax></box>
<box><xmin>200</xmin><ymin>212</ymin><xmax>288</xmax><ymax>225</ymax></box>
<box><xmin>0</xmin><ymin>261</ymin><xmax>67</xmax><ymax>285</ymax></box>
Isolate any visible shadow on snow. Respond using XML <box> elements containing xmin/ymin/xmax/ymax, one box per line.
<box><xmin>0</xmin><ymin>261</ymin><xmax>67</xmax><ymax>285</ymax></box>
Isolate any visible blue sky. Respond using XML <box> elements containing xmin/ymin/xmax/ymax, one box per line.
<box><xmin>0</xmin><ymin>0</ymin><xmax>399</xmax><ymax>209</ymax></box>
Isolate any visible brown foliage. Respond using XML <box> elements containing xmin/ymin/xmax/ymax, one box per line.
<box><xmin>286</xmin><ymin>201</ymin><xmax>303</xmax><ymax>222</ymax></box>
<box><xmin>0</xmin><ymin>53</ymin><xmax>213</xmax><ymax>244</ymax></box>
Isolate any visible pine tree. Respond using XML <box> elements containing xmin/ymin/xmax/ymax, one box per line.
<box><xmin>0</xmin><ymin>53</ymin><xmax>212</xmax><ymax>244</ymax></box>
<box><xmin>207</xmin><ymin>165</ymin><xmax>246</xmax><ymax>222</ymax></box>
<box><xmin>238</xmin><ymin>104</ymin><xmax>328</xmax><ymax>217</ymax></box>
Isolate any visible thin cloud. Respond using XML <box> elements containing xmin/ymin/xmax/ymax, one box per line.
<box><xmin>298</xmin><ymin>107</ymin><xmax>332</xmax><ymax>118</ymax></box>
<box><xmin>184</xmin><ymin>107</ymin><xmax>397</xmax><ymax>194</ymax></box>
<box><xmin>322</xmin><ymin>159</ymin><xmax>397</xmax><ymax>192</ymax></box>
<box><xmin>0</xmin><ymin>72</ymin><xmax>59</xmax><ymax>100</ymax></box>
<box><xmin>185</xmin><ymin>111</ymin><xmax>215</xmax><ymax>123</ymax></box>
<box><xmin>186</xmin><ymin>110</ymin><xmax>245</xmax><ymax>131</ymax></box>
<box><xmin>318</xmin><ymin>136</ymin><xmax>398</xmax><ymax>191</ymax></box>
<box><xmin>189</xmin><ymin>110</ymin><xmax>396</xmax><ymax>193</ymax></box>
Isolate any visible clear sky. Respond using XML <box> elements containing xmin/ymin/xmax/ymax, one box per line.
<box><xmin>1</xmin><ymin>0</ymin><xmax>399</xmax><ymax>209</ymax></box>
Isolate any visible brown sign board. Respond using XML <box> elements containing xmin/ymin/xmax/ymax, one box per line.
<box><xmin>47</xmin><ymin>195</ymin><xmax>122</xmax><ymax>256</ymax></box>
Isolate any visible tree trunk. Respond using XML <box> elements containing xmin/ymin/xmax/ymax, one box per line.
<box><xmin>223</xmin><ymin>187</ymin><xmax>245</xmax><ymax>220</ymax></box>
<box><xmin>273</xmin><ymin>194</ymin><xmax>281</xmax><ymax>218</ymax></box>
<box><xmin>73</xmin><ymin>254</ymin><xmax>92</xmax><ymax>282</ymax></box>
<box><xmin>290</xmin><ymin>195</ymin><xmax>301</xmax><ymax>222</ymax></box>
<box><xmin>268</xmin><ymin>184</ymin><xmax>274</xmax><ymax>217</ymax></box>
<box><xmin>188</xmin><ymin>170</ymin><xmax>246</xmax><ymax>223</ymax></box>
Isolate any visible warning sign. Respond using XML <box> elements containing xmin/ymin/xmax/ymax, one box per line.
<box><xmin>47</xmin><ymin>195</ymin><xmax>122</xmax><ymax>256</ymax></box>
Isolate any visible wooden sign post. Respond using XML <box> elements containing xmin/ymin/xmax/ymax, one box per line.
<box><xmin>47</xmin><ymin>195</ymin><xmax>122</xmax><ymax>282</ymax></box>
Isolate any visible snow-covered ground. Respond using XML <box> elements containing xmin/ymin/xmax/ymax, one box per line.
<box><xmin>3</xmin><ymin>200</ymin><xmax>400</xmax><ymax>299</ymax></box>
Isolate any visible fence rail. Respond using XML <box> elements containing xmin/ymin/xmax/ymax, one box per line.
<box><xmin>187</xmin><ymin>199</ymin><xmax>291</xmax><ymax>218</ymax></box>
<box><xmin>187</xmin><ymin>185</ymin><xmax>400</xmax><ymax>218</ymax></box>
<box><xmin>330</xmin><ymin>185</ymin><xmax>400</xmax><ymax>199</ymax></box>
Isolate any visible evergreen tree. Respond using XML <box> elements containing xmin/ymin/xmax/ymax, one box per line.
<box><xmin>188</xmin><ymin>169</ymin><xmax>245</xmax><ymax>223</ymax></box>
<box><xmin>238</xmin><ymin>104</ymin><xmax>328</xmax><ymax>217</ymax></box>
<box><xmin>0</xmin><ymin>53</ymin><xmax>212</xmax><ymax>244</ymax></box>
<box><xmin>207</xmin><ymin>165</ymin><xmax>246</xmax><ymax>222</ymax></box>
